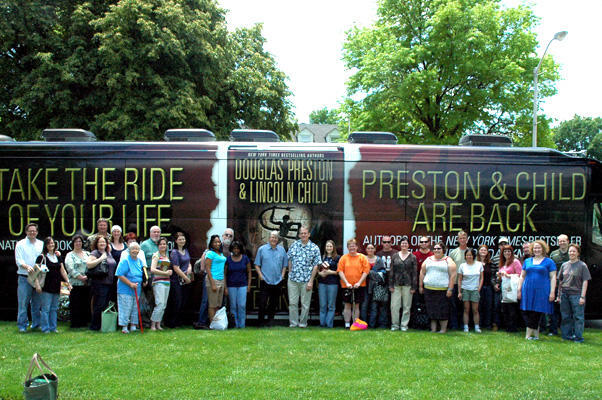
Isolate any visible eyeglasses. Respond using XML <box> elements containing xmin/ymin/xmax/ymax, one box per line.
<box><xmin>433</xmin><ymin>247</ymin><xmax>442</xmax><ymax>250</ymax></box>
<box><xmin>382</xmin><ymin>241</ymin><xmax>391</xmax><ymax>243</ymax></box>
<box><xmin>420</xmin><ymin>241</ymin><xmax>429</xmax><ymax>243</ymax></box>
<box><xmin>224</xmin><ymin>233</ymin><xmax>233</xmax><ymax>237</ymax></box>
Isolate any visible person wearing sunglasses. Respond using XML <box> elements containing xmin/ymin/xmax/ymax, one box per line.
<box><xmin>419</xmin><ymin>242</ymin><xmax>457</xmax><ymax>333</ymax></box>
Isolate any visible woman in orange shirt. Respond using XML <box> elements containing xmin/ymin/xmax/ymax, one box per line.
<box><xmin>337</xmin><ymin>238</ymin><xmax>371</xmax><ymax>329</ymax></box>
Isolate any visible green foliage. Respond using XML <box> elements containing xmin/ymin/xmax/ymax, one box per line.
<box><xmin>230</xmin><ymin>24</ymin><xmax>297</xmax><ymax>141</ymax></box>
<box><xmin>1</xmin><ymin>322</ymin><xmax>601</xmax><ymax>399</ymax></box>
<box><xmin>0</xmin><ymin>0</ymin><xmax>296</xmax><ymax>141</ymax></box>
<box><xmin>554</xmin><ymin>114</ymin><xmax>602</xmax><ymax>152</ymax></box>
<box><xmin>588</xmin><ymin>132</ymin><xmax>602</xmax><ymax>160</ymax></box>
<box><xmin>343</xmin><ymin>0</ymin><xmax>560</xmax><ymax>145</ymax></box>
<box><xmin>309</xmin><ymin>107</ymin><xmax>340</xmax><ymax>124</ymax></box>
<box><xmin>511</xmin><ymin>114</ymin><xmax>556</xmax><ymax>148</ymax></box>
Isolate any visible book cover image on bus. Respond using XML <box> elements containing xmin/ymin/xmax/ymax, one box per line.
<box><xmin>227</xmin><ymin>147</ymin><xmax>344</xmax><ymax>255</ymax></box>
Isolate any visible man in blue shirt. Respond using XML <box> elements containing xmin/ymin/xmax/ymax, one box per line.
<box><xmin>287</xmin><ymin>226</ymin><xmax>321</xmax><ymax>328</ymax></box>
<box><xmin>14</xmin><ymin>223</ymin><xmax>43</xmax><ymax>332</ymax></box>
<box><xmin>255</xmin><ymin>231</ymin><xmax>288</xmax><ymax>327</ymax></box>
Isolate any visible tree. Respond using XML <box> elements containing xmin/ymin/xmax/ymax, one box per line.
<box><xmin>309</xmin><ymin>107</ymin><xmax>340</xmax><ymax>124</ymax></box>
<box><xmin>512</xmin><ymin>114</ymin><xmax>555</xmax><ymax>148</ymax></box>
<box><xmin>553</xmin><ymin>115</ymin><xmax>602</xmax><ymax>153</ymax></box>
<box><xmin>0</xmin><ymin>0</ymin><xmax>296</xmax><ymax>141</ymax></box>
<box><xmin>343</xmin><ymin>0</ymin><xmax>560</xmax><ymax>145</ymax></box>
<box><xmin>587</xmin><ymin>132</ymin><xmax>602</xmax><ymax>161</ymax></box>
<box><xmin>229</xmin><ymin>24</ymin><xmax>297</xmax><ymax>140</ymax></box>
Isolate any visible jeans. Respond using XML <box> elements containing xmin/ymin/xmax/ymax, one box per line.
<box><xmin>17</xmin><ymin>275</ymin><xmax>41</xmax><ymax>331</ymax></box>
<box><xmin>196</xmin><ymin>280</ymin><xmax>209</xmax><ymax>326</ymax></box>
<box><xmin>318</xmin><ymin>283</ymin><xmax>338</xmax><ymax>328</ymax></box>
<box><xmin>151</xmin><ymin>283</ymin><xmax>170</xmax><ymax>323</ymax></box>
<box><xmin>560</xmin><ymin>293</ymin><xmax>585</xmax><ymax>341</ymax></box>
<box><xmin>258</xmin><ymin>280</ymin><xmax>282</xmax><ymax>325</ymax></box>
<box><xmin>39</xmin><ymin>292</ymin><xmax>59</xmax><ymax>333</ymax></box>
<box><xmin>118</xmin><ymin>293</ymin><xmax>138</xmax><ymax>327</ymax></box>
<box><xmin>391</xmin><ymin>285</ymin><xmax>412</xmax><ymax>329</ymax></box>
<box><xmin>228</xmin><ymin>286</ymin><xmax>248</xmax><ymax>328</ymax></box>
<box><xmin>360</xmin><ymin>291</ymin><xmax>370</xmax><ymax>322</ymax></box>
<box><xmin>288</xmin><ymin>279</ymin><xmax>312</xmax><ymax>326</ymax></box>
<box><xmin>369</xmin><ymin>300</ymin><xmax>389</xmax><ymax>328</ymax></box>
<box><xmin>479</xmin><ymin>286</ymin><xmax>493</xmax><ymax>328</ymax></box>
<box><xmin>90</xmin><ymin>282</ymin><xmax>111</xmax><ymax>331</ymax></box>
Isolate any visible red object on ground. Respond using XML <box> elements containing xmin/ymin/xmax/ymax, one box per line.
<box><xmin>134</xmin><ymin>288</ymin><xmax>144</xmax><ymax>334</ymax></box>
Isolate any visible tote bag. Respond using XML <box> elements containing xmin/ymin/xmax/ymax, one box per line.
<box><xmin>23</xmin><ymin>353</ymin><xmax>58</xmax><ymax>400</ymax></box>
<box><xmin>101</xmin><ymin>302</ymin><xmax>118</xmax><ymax>332</ymax></box>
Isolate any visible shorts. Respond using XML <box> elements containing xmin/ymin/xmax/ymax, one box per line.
<box><xmin>206</xmin><ymin>278</ymin><xmax>225</xmax><ymax>308</ymax></box>
<box><xmin>342</xmin><ymin>286</ymin><xmax>365</xmax><ymax>304</ymax></box>
<box><xmin>461</xmin><ymin>289</ymin><xmax>480</xmax><ymax>303</ymax></box>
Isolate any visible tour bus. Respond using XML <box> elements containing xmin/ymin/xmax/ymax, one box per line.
<box><xmin>0</xmin><ymin>129</ymin><xmax>600</xmax><ymax>321</ymax></box>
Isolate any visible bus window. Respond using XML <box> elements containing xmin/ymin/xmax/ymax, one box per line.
<box><xmin>594</xmin><ymin>203</ymin><xmax>602</xmax><ymax>246</ymax></box>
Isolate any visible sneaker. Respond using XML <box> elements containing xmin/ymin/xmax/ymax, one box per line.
<box><xmin>122</xmin><ymin>327</ymin><xmax>129</xmax><ymax>334</ymax></box>
<box><xmin>464</xmin><ymin>327</ymin><xmax>469</xmax><ymax>333</ymax></box>
<box><xmin>547</xmin><ymin>332</ymin><xmax>555</xmax><ymax>336</ymax></box>
<box><xmin>19</xmin><ymin>328</ymin><xmax>27</xmax><ymax>333</ymax></box>
<box><xmin>475</xmin><ymin>327</ymin><xmax>481</xmax><ymax>333</ymax></box>
<box><xmin>401</xmin><ymin>327</ymin><xmax>408</xmax><ymax>332</ymax></box>
<box><xmin>130</xmin><ymin>326</ymin><xmax>137</xmax><ymax>332</ymax></box>
<box><xmin>289</xmin><ymin>323</ymin><xmax>298</xmax><ymax>328</ymax></box>
<box><xmin>345</xmin><ymin>323</ymin><xmax>351</xmax><ymax>329</ymax></box>
<box><xmin>391</xmin><ymin>326</ymin><xmax>399</xmax><ymax>331</ymax></box>
<box><xmin>527</xmin><ymin>336</ymin><xmax>539</xmax><ymax>341</ymax></box>
<box><xmin>298</xmin><ymin>323</ymin><xmax>307</xmax><ymax>328</ymax></box>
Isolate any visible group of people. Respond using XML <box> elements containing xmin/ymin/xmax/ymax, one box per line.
<box><xmin>15</xmin><ymin>220</ymin><xmax>591</xmax><ymax>342</ymax></box>
<box><xmin>15</xmin><ymin>220</ymin><xmax>194</xmax><ymax>334</ymax></box>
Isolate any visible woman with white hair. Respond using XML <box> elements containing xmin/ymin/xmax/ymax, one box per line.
<box><xmin>115</xmin><ymin>242</ymin><xmax>145</xmax><ymax>333</ymax></box>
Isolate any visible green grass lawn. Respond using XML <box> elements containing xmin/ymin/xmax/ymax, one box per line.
<box><xmin>1</xmin><ymin>321</ymin><xmax>600</xmax><ymax>399</ymax></box>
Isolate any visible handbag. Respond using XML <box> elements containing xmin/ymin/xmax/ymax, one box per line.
<box><xmin>101</xmin><ymin>301</ymin><xmax>118</xmax><ymax>332</ymax></box>
<box><xmin>86</xmin><ymin>258</ymin><xmax>108</xmax><ymax>280</ymax></box>
<box><xmin>27</xmin><ymin>255</ymin><xmax>47</xmax><ymax>290</ymax></box>
<box><xmin>372</xmin><ymin>283</ymin><xmax>390</xmax><ymax>302</ymax></box>
<box><xmin>23</xmin><ymin>353</ymin><xmax>58</xmax><ymax>400</ymax></box>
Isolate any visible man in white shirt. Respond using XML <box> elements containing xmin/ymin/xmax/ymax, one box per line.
<box><xmin>14</xmin><ymin>223</ymin><xmax>44</xmax><ymax>332</ymax></box>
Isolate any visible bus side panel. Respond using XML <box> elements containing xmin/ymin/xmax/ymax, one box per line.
<box><xmin>0</xmin><ymin>149</ymin><xmax>220</xmax><ymax>320</ymax></box>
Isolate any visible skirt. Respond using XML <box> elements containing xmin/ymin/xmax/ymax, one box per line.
<box><xmin>424</xmin><ymin>288</ymin><xmax>449</xmax><ymax>320</ymax></box>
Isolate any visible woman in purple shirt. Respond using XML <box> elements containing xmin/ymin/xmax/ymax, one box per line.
<box><xmin>86</xmin><ymin>236</ymin><xmax>117</xmax><ymax>331</ymax></box>
<box><xmin>165</xmin><ymin>232</ymin><xmax>192</xmax><ymax>328</ymax></box>
<box><xmin>224</xmin><ymin>241</ymin><xmax>251</xmax><ymax>328</ymax></box>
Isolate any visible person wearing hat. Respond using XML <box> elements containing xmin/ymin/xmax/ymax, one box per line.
<box><xmin>492</xmin><ymin>236</ymin><xmax>509</xmax><ymax>265</ymax></box>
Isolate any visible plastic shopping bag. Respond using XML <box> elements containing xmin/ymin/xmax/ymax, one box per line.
<box><xmin>209</xmin><ymin>306</ymin><xmax>228</xmax><ymax>330</ymax></box>
<box><xmin>501</xmin><ymin>275</ymin><xmax>519</xmax><ymax>303</ymax></box>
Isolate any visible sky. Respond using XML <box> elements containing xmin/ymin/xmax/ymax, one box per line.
<box><xmin>219</xmin><ymin>0</ymin><xmax>602</xmax><ymax>126</ymax></box>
